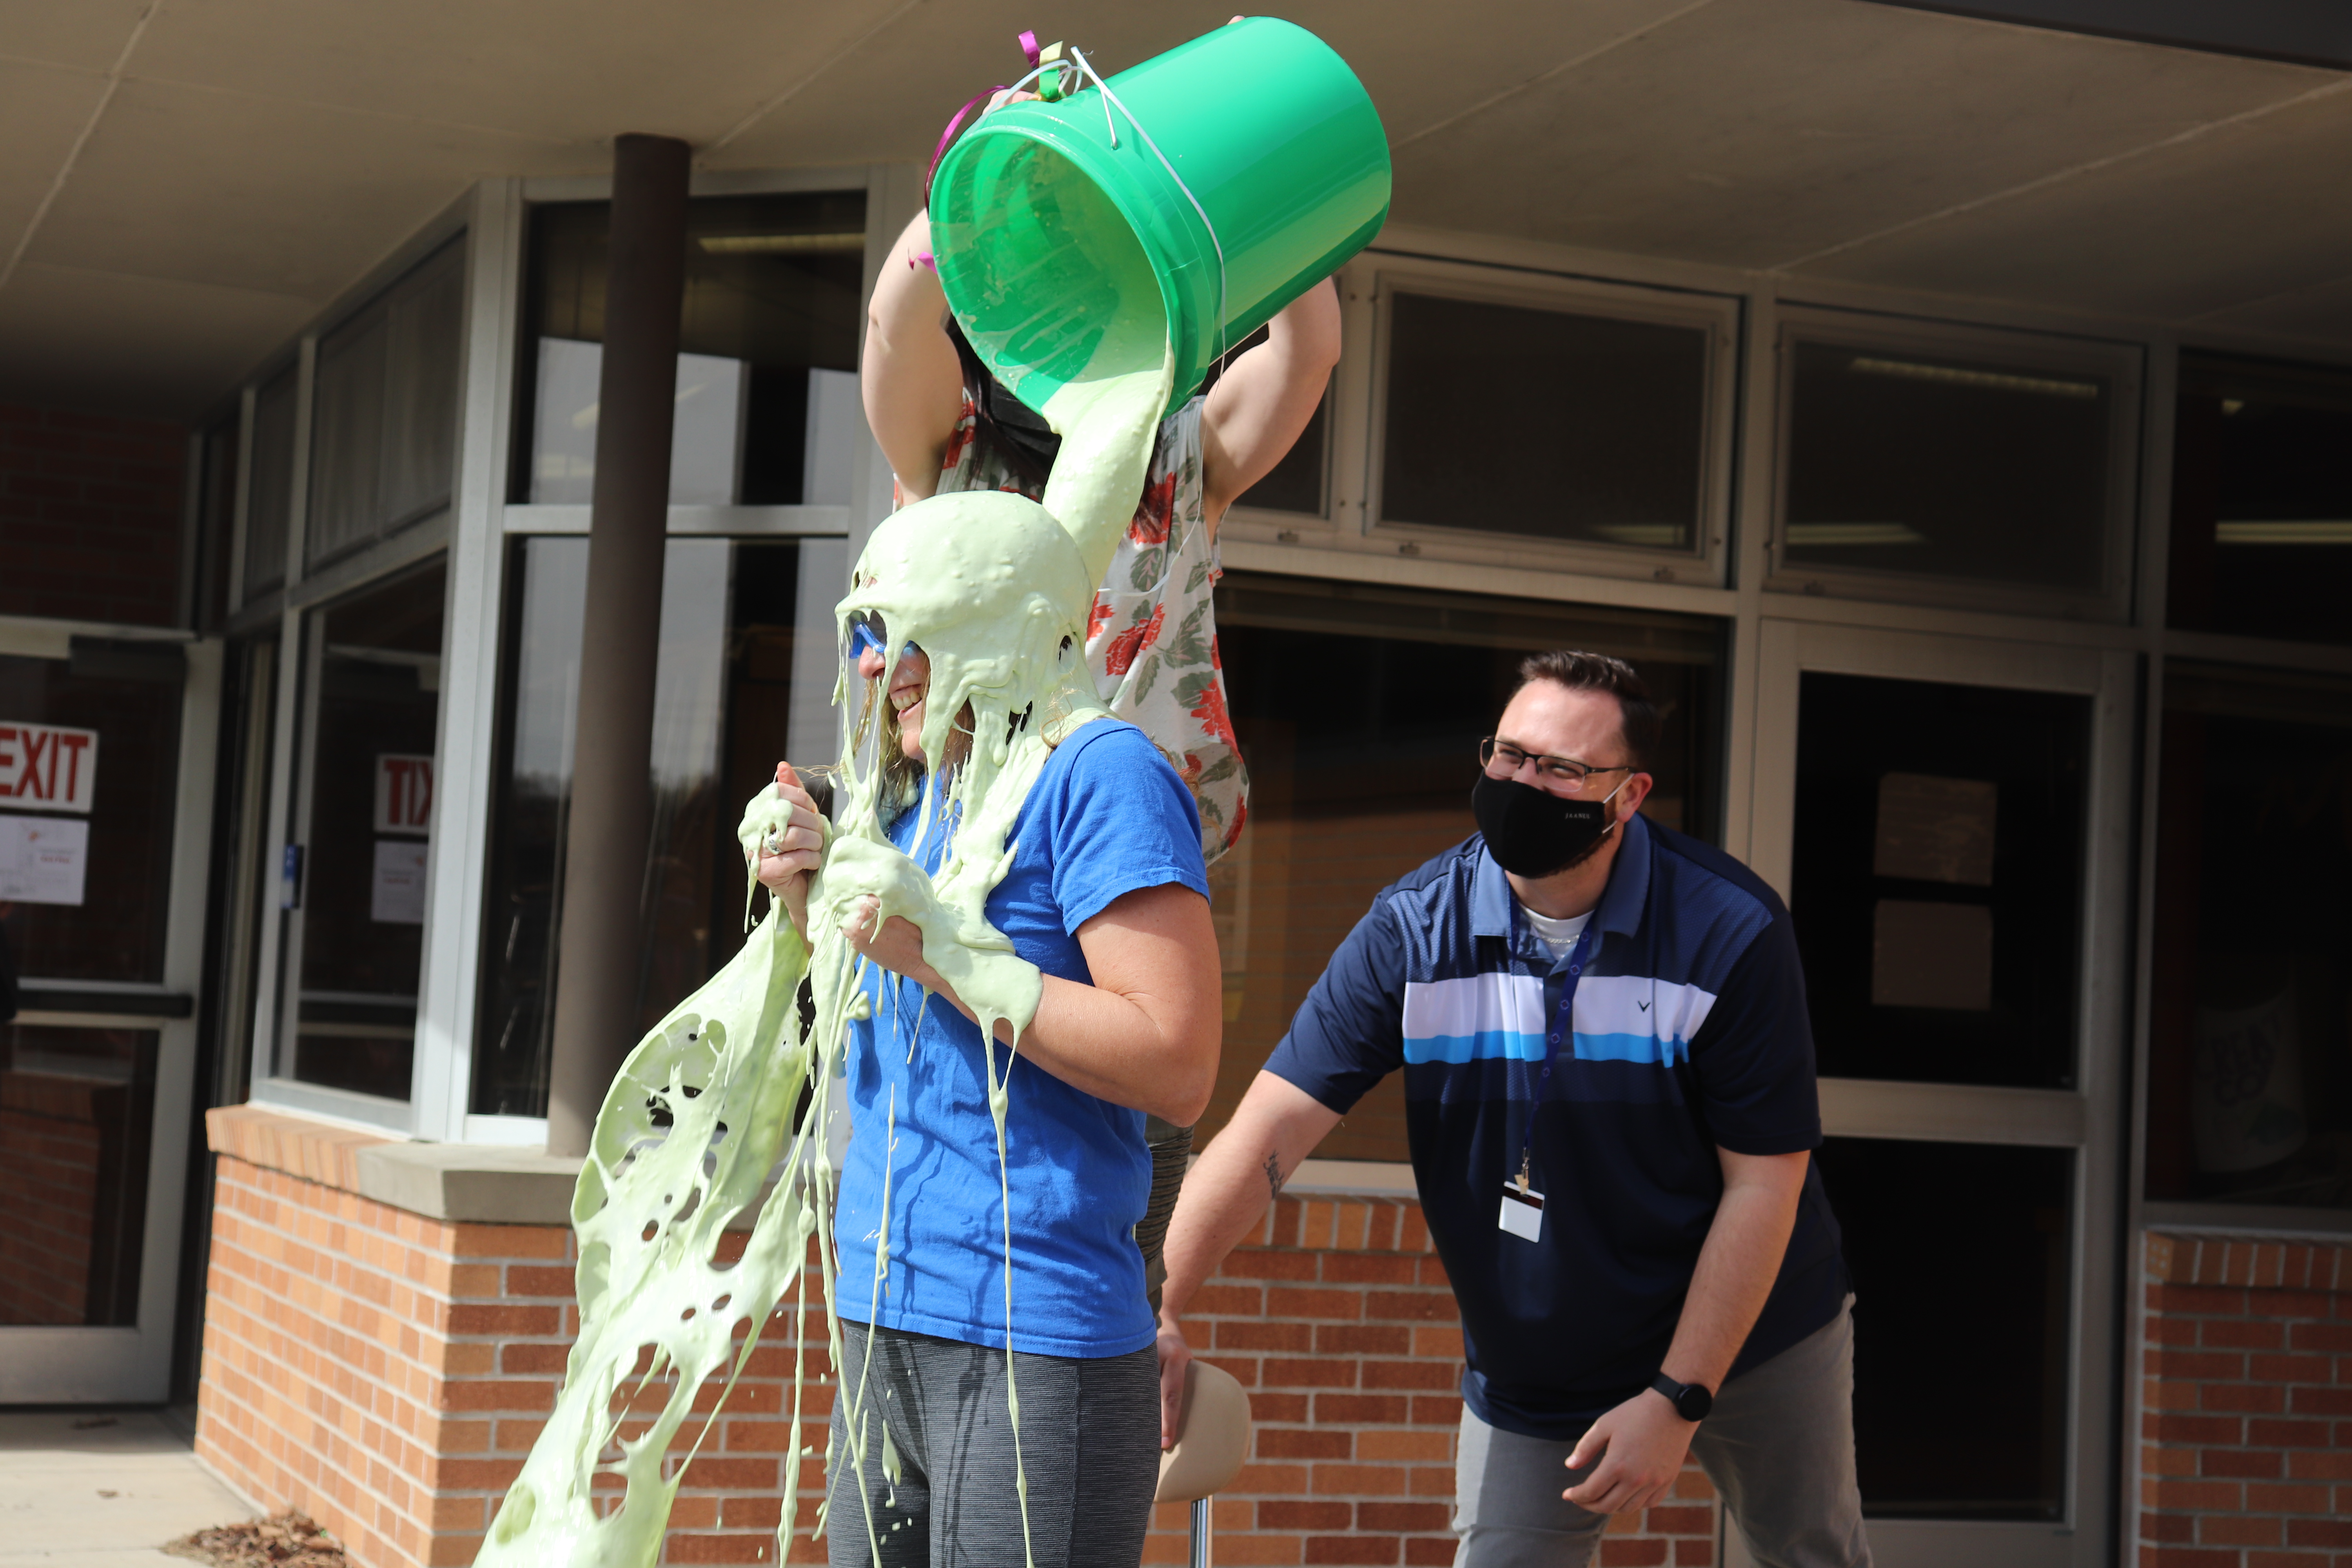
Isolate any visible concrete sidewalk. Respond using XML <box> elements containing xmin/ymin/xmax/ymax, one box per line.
<box><xmin>0</xmin><ymin>1410</ymin><xmax>257</xmax><ymax>1567</ymax></box>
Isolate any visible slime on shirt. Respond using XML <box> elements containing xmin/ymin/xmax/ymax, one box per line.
<box><xmin>471</xmin><ymin>169</ymin><xmax>1178</xmax><ymax>1568</ymax></box>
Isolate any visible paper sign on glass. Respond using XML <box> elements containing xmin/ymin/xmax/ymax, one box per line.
<box><xmin>1498</xmin><ymin>1184</ymin><xmax>1544</xmax><ymax>1243</ymax></box>
<box><xmin>371</xmin><ymin>838</ymin><xmax>429</xmax><ymax>924</ymax></box>
<box><xmin>0</xmin><ymin>813</ymin><xmax>90</xmax><ymax>905</ymax></box>
<box><xmin>0</xmin><ymin>722</ymin><xmax>99</xmax><ymax>814</ymax></box>
<box><xmin>1874</xmin><ymin>772</ymin><xmax>1996</xmax><ymax>886</ymax></box>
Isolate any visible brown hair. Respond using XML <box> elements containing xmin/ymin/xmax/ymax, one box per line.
<box><xmin>1513</xmin><ymin>651</ymin><xmax>1660</xmax><ymax>771</ymax></box>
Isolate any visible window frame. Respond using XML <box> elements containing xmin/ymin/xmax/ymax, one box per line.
<box><xmin>239</xmin><ymin>360</ymin><xmax>301</xmax><ymax>608</ymax></box>
<box><xmin>246</xmin><ymin>549</ymin><xmax>452</xmax><ymax>1127</ymax></box>
<box><xmin>1356</xmin><ymin>256</ymin><xmax>1741</xmax><ymax>588</ymax></box>
<box><xmin>1769</xmin><ymin>306</ymin><xmax>2144</xmax><ymax>623</ymax></box>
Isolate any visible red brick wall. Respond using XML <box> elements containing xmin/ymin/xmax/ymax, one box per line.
<box><xmin>2138</xmin><ymin>1230</ymin><xmax>2352</xmax><ymax>1568</ymax></box>
<box><xmin>1155</xmin><ymin>1194</ymin><xmax>1717</xmax><ymax>1568</ymax></box>
<box><xmin>0</xmin><ymin>1070</ymin><xmax>104</xmax><ymax>1324</ymax></box>
<box><xmin>0</xmin><ymin>401</ymin><xmax>187</xmax><ymax>627</ymax></box>
<box><xmin>198</xmin><ymin>1109</ymin><xmax>1720</xmax><ymax>1568</ymax></box>
<box><xmin>200</xmin><ymin>1109</ymin><xmax>846</xmax><ymax>1568</ymax></box>
<box><xmin>0</xmin><ymin>1065</ymin><xmax>148</xmax><ymax>1326</ymax></box>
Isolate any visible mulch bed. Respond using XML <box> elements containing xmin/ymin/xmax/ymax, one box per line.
<box><xmin>164</xmin><ymin>1511</ymin><xmax>349</xmax><ymax>1568</ymax></box>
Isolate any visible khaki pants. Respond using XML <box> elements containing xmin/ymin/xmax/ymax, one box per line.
<box><xmin>1453</xmin><ymin>1298</ymin><xmax>1870</xmax><ymax>1568</ymax></box>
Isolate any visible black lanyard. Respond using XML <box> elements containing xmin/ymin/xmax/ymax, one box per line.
<box><xmin>1515</xmin><ymin>919</ymin><xmax>1595</xmax><ymax>1193</ymax></box>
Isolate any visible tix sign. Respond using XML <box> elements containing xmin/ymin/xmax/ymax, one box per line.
<box><xmin>375</xmin><ymin>754</ymin><xmax>435</xmax><ymax>835</ymax></box>
<box><xmin>0</xmin><ymin>721</ymin><xmax>99</xmax><ymax>813</ymax></box>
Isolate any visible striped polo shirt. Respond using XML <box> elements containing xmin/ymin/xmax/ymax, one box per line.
<box><xmin>1265</xmin><ymin>811</ymin><xmax>1847</xmax><ymax>1437</ymax></box>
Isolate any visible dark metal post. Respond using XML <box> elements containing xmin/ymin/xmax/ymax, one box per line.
<box><xmin>545</xmin><ymin>132</ymin><xmax>691</xmax><ymax>1157</ymax></box>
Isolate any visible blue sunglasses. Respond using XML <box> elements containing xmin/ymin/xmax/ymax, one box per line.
<box><xmin>848</xmin><ymin>610</ymin><xmax>913</xmax><ymax>662</ymax></box>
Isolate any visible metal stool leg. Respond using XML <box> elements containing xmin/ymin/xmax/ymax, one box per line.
<box><xmin>1189</xmin><ymin>1496</ymin><xmax>1214</xmax><ymax>1568</ymax></box>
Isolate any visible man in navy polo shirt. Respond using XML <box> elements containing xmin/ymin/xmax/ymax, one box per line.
<box><xmin>1156</xmin><ymin>652</ymin><xmax>1866</xmax><ymax>1568</ymax></box>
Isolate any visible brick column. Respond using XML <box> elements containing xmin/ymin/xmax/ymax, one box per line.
<box><xmin>197</xmin><ymin>1107</ymin><xmax>835</xmax><ymax>1568</ymax></box>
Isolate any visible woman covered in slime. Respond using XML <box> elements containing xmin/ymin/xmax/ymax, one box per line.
<box><xmin>755</xmin><ymin>490</ymin><xmax>1221</xmax><ymax>1568</ymax></box>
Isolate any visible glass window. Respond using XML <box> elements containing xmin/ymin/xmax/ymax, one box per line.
<box><xmin>2169</xmin><ymin>356</ymin><xmax>2352</xmax><ymax>646</ymax></box>
<box><xmin>1780</xmin><ymin>332</ymin><xmax>2127</xmax><ymax>608</ymax></box>
<box><xmin>1203</xmin><ymin>572</ymin><xmax>1725</xmax><ymax>1160</ymax></box>
<box><xmin>2146</xmin><ymin>663</ymin><xmax>2352</xmax><ymax>1209</ymax></box>
<box><xmin>0</xmin><ymin>1024</ymin><xmax>158</xmax><ymax>1326</ymax></box>
<box><xmin>244</xmin><ymin>365</ymin><xmax>298</xmax><ymax>601</ymax></box>
<box><xmin>1379</xmin><ymin>289</ymin><xmax>1712</xmax><ymax>553</ymax></box>
<box><xmin>308</xmin><ymin>240</ymin><xmax>465</xmax><ymax>568</ymax></box>
<box><xmin>473</xmin><ymin>535</ymin><xmax>844</xmax><ymax>1117</ymax></box>
<box><xmin>1789</xmin><ymin>672</ymin><xmax>2092</xmax><ymax>1091</ymax></box>
<box><xmin>1819</xmin><ymin>1137</ymin><xmax>2072</xmax><ymax>1520</ymax></box>
<box><xmin>0</xmin><ymin>642</ymin><xmax>183</xmax><ymax>984</ymax></box>
<box><xmin>517</xmin><ymin>192</ymin><xmax>867</xmax><ymax>508</ymax></box>
<box><xmin>277</xmin><ymin>561</ymin><xmax>446</xmax><ymax>1100</ymax></box>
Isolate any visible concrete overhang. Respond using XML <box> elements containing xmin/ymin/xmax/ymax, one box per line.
<box><xmin>2</xmin><ymin>0</ymin><xmax>2347</xmax><ymax>419</ymax></box>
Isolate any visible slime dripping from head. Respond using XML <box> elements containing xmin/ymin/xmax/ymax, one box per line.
<box><xmin>474</xmin><ymin>140</ymin><xmax>1179</xmax><ymax>1568</ymax></box>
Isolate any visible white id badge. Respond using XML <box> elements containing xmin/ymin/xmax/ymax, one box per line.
<box><xmin>1498</xmin><ymin>1185</ymin><xmax>1545</xmax><ymax>1243</ymax></box>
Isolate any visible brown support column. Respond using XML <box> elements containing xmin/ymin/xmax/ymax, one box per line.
<box><xmin>545</xmin><ymin>132</ymin><xmax>691</xmax><ymax>1157</ymax></box>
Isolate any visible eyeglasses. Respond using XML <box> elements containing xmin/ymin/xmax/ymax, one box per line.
<box><xmin>847</xmin><ymin>610</ymin><xmax>912</xmax><ymax>662</ymax></box>
<box><xmin>1479</xmin><ymin>737</ymin><xmax>1635</xmax><ymax>793</ymax></box>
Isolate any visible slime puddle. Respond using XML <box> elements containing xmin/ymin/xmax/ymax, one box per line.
<box><xmin>480</xmin><ymin>116</ymin><xmax>1177</xmax><ymax>1567</ymax></box>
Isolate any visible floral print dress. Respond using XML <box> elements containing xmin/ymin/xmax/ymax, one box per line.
<box><xmin>913</xmin><ymin>393</ymin><xmax>1247</xmax><ymax>863</ymax></box>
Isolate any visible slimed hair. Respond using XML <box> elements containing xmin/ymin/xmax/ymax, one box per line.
<box><xmin>1514</xmin><ymin>650</ymin><xmax>1661</xmax><ymax>771</ymax></box>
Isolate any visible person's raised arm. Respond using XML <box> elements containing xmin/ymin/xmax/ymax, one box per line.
<box><xmin>1152</xmin><ymin>1070</ymin><xmax>1340</xmax><ymax>1443</ymax></box>
<box><xmin>1199</xmin><ymin>277</ymin><xmax>1342</xmax><ymax>530</ymax></box>
<box><xmin>861</xmin><ymin>209</ymin><xmax>967</xmax><ymax>502</ymax></box>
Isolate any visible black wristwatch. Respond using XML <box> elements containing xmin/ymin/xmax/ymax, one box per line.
<box><xmin>1649</xmin><ymin>1371</ymin><xmax>1713</xmax><ymax>1422</ymax></box>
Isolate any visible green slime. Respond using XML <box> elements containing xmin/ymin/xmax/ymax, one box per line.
<box><xmin>472</xmin><ymin>167</ymin><xmax>1174</xmax><ymax>1561</ymax></box>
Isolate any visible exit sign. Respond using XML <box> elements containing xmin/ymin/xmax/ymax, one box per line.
<box><xmin>0</xmin><ymin>721</ymin><xmax>99</xmax><ymax>813</ymax></box>
<box><xmin>374</xmin><ymin>754</ymin><xmax>434</xmax><ymax>835</ymax></box>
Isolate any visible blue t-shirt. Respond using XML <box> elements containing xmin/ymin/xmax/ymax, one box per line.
<box><xmin>832</xmin><ymin>720</ymin><xmax>1210</xmax><ymax>1358</ymax></box>
<box><xmin>1264</xmin><ymin>813</ymin><xmax>1847</xmax><ymax>1437</ymax></box>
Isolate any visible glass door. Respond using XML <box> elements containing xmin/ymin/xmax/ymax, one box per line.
<box><xmin>0</xmin><ymin>632</ymin><xmax>218</xmax><ymax>1401</ymax></box>
<box><xmin>1730</xmin><ymin>622</ymin><xmax>2131</xmax><ymax>1568</ymax></box>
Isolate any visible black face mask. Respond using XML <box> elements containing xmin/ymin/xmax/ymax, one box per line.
<box><xmin>1471</xmin><ymin>771</ymin><xmax>1624</xmax><ymax>879</ymax></box>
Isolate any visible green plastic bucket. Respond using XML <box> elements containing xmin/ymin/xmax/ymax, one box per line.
<box><xmin>929</xmin><ymin>16</ymin><xmax>1391</xmax><ymax>421</ymax></box>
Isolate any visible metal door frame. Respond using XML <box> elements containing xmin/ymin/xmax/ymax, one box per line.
<box><xmin>1728</xmin><ymin>619</ymin><xmax>2134</xmax><ymax>1568</ymax></box>
<box><xmin>0</xmin><ymin>639</ymin><xmax>221</xmax><ymax>1402</ymax></box>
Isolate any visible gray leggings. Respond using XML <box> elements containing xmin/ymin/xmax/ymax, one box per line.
<box><xmin>1453</xmin><ymin>1297</ymin><xmax>1870</xmax><ymax>1568</ymax></box>
<box><xmin>825</xmin><ymin>1321</ymin><xmax>1161</xmax><ymax>1568</ymax></box>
